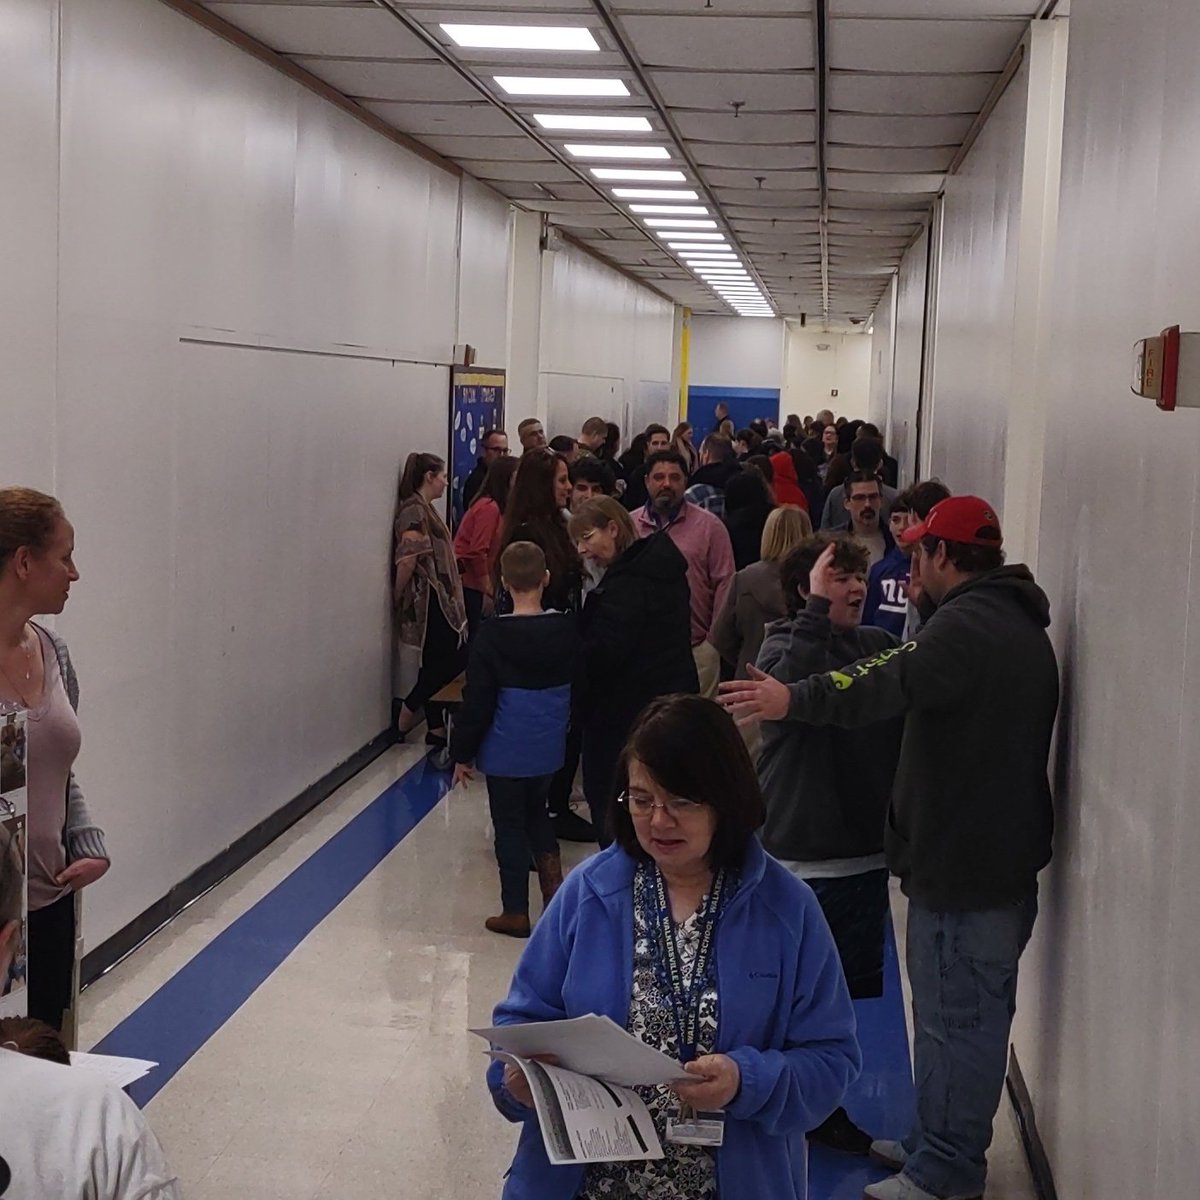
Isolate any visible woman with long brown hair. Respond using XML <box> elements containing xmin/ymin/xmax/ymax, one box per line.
<box><xmin>671</xmin><ymin>421</ymin><xmax>698</xmax><ymax>476</ymax></box>
<box><xmin>394</xmin><ymin>453</ymin><xmax>468</xmax><ymax>748</ymax></box>
<box><xmin>493</xmin><ymin>449</ymin><xmax>580</xmax><ymax>614</ymax></box>
<box><xmin>454</xmin><ymin>456</ymin><xmax>520</xmax><ymax>637</ymax></box>
<box><xmin>0</xmin><ymin>487</ymin><xmax>109</xmax><ymax>1032</ymax></box>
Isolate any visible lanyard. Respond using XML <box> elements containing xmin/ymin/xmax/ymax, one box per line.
<box><xmin>651</xmin><ymin>865</ymin><xmax>727</xmax><ymax>1065</ymax></box>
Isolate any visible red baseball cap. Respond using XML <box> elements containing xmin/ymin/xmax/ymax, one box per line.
<box><xmin>900</xmin><ymin>495</ymin><xmax>1003</xmax><ymax>548</ymax></box>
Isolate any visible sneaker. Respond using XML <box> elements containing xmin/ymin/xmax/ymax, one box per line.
<box><xmin>485</xmin><ymin>913</ymin><xmax>531</xmax><ymax>939</ymax></box>
<box><xmin>863</xmin><ymin>1174</ymin><xmax>981</xmax><ymax>1200</ymax></box>
<box><xmin>870</xmin><ymin>1140</ymin><xmax>909</xmax><ymax>1172</ymax></box>
<box><xmin>809</xmin><ymin>1107</ymin><xmax>873</xmax><ymax>1156</ymax></box>
<box><xmin>553</xmin><ymin>808</ymin><xmax>597</xmax><ymax>843</ymax></box>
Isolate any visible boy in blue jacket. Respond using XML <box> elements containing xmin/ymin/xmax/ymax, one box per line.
<box><xmin>450</xmin><ymin>541</ymin><xmax>582</xmax><ymax>939</ymax></box>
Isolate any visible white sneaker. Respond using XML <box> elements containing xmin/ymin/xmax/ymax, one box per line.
<box><xmin>863</xmin><ymin>1174</ymin><xmax>981</xmax><ymax>1200</ymax></box>
<box><xmin>870</xmin><ymin>1139</ymin><xmax>908</xmax><ymax>1172</ymax></box>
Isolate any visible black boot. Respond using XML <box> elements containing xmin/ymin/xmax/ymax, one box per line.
<box><xmin>552</xmin><ymin>808</ymin><xmax>596</xmax><ymax>842</ymax></box>
<box><xmin>809</xmin><ymin>1107</ymin><xmax>873</xmax><ymax>1156</ymax></box>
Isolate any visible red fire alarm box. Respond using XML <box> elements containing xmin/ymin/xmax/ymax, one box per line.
<box><xmin>1132</xmin><ymin>325</ymin><xmax>1200</xmax><ymax>410</ymax></box>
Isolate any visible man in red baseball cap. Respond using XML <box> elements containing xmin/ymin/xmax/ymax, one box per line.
<box><xmin>719</xmin><ymin>492</ymin><xmax>1059</xmax><ymax>1200</ymax></box>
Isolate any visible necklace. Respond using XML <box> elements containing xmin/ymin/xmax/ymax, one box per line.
<box><xmin>0</xmin><ymin>625</ymin><xmax>36</xmax><ymax>708</ymax></box>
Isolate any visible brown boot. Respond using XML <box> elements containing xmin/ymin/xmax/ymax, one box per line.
<box><xmin>485</xmin><ymin>913</ymin><xmax>531</xmax><ymax>939</ymax></box>
<box><xmin>535</xmin><ymin>851</ymin><xmax>564</xmax><ymax>909</ymax></box>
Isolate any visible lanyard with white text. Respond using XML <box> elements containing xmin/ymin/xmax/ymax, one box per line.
<box><xmin>652</xmin><ymin>865</ymin><xmax>727</xmax><ymax>1065</ymax></box>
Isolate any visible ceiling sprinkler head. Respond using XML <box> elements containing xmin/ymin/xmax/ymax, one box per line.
<box><xmin>731</xmin><ymin>101</ymin><xmax>745</xmax><ymax>119</ymax></box>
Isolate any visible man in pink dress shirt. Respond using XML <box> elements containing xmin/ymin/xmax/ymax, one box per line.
<box><xmin>632</xmin><ymin>449</ymin><xmax>735</xmax><ymax>699</ymax></box>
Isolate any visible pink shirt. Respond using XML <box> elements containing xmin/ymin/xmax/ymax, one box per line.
<box><xmin>453</xmin><ymin>497</ymin><xmax>504</xmax><ymax>593</ymax></box>
<box><xmin>633</xmin><ymin>502</ymin><xmax>736</xmax><ymax>646</ymax></box>
<box><xmin>26</xmin><ymin>627</ymin><xmax>83</xmax><ymax>910</ymax></box>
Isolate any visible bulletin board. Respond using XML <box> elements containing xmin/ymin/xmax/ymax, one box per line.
<box><xmin>449</xmin><ymin>367</ymin><xmax>506</xmax><ymax>524</ymax></box>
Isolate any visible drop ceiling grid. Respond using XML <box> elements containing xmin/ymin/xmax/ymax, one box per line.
<box><xmin>196</xmin><ymin>0</ymin><xmax>1038</xmax><ymax>320</ymax></box>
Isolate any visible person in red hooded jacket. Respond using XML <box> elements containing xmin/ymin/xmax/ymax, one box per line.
<box><xmin>770</xmin><ymin>447</ymin><xmax>824</xmax><ymax>518</ymax></box>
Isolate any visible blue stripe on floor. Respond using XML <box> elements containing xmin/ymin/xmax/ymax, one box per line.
<box><xmin>91</xmin><ymin>753</ymin><xmax>451</xmax><ymax>1107</ymax></box>
<box><xmin>809</xmin><ymin>917</ymin><xmax>916</xmax><ymax>1199</ymax></box>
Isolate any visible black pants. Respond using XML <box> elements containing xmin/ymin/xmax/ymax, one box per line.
<box><xmin>402</xmin><ymin>600</ymin><xmax>465</xmax><ymax>731</ymax></box>
<box><xmin>582</xmin><ymin>715</ymin><xmax>635</xmax><ymax>850</ymax></box>
<box><xmin>547</xmin><ymin>720</ymin><xmax>583</xmax><ymax>819</ymax></box>
<box><xmin>28</xmin><ymin>891</ymin><xmax>76</xmax><ymax>1033</ymax></box>
<box><xmin>463</xmin><ymin>587</ymin><xmax>486</xmax><ymax>640</ymax></box>
<box><xmin>807</xmin><ymin>868</ymin><xmax>890</xmax><ymax>1000</ymax></box>
<box><xmin>487</xmin><ymin>775</ymin><xmax>558</xmax><ymax>915</ymax></box>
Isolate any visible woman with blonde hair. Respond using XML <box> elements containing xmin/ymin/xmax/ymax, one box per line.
<box><xmin>394</xmin><ymin>452</ymin><xmax>468</xmax><ymax>748</ymax></box>
<box><xmin>0</xmin><ymin>487</ymin><xmax>109</xmax><ymax>1031</ymax></box>
<box><xmin>569</xmin><ymin>499</ymin><xmax>697</xmax><ymax>844</ymax></box>
<box><xmin>710</xmin><ymin>505</ymin><xmax>813</xmax><ymax>682</ymax></box>
<box><xmin>670</xmin><ymin>421</ymin><xmax>698</xmax><ymax>477</ymax></box>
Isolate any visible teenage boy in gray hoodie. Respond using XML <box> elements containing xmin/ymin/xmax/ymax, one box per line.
<box><xmin>754</xmin><ymin>532</ymin><xmax>904</xmax><ymax>1157</ymax></box>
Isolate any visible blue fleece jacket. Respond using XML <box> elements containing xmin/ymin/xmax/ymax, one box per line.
<box><xmin>485</xmin><ymin>840</ymin><xmax>862</xmax><ymax>1199</ymax></box>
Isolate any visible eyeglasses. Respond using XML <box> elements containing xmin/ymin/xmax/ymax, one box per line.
<box><xmin>617</xmin><ymin>791</ymin><xmax>707</xmax><ymax>818</ymax></box>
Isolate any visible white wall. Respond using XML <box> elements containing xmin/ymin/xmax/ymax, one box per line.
<box><xmin>538</xmin><ymin>247</ymin><xmax>675</xmax><ymax>445</ymax></box>
<box><xmin>888</xmin><ymin>229</ymin><xmax>928</xmax><ymax>486</ymax></box>
<box><xmin>868</xmin><ymin>276</ymin><xmax>896</xmax><ymax>431</ymax></box>
<box><xmin>2</xmin><ymin>0</ymin><xmax>677</xmax><ymax>952</ymax></box>
<box><xmin>1010</xmin><ymin>5</ymin><xmax>1200</xmax><ymax>1198</ymax></box>
<box><xmin>687</xmin><ymin>316</ymin><xmax>784</xmax><ymax>392</ymax></box>
<box><xmin>783</xmin><ymin>328</ymin><xmax>872</xmax><ymax>422</ymax></box>
<box><xmin>923</xmin><ymin>64</ymin><xmax>1028</xmax><ymax>509</ymax></box>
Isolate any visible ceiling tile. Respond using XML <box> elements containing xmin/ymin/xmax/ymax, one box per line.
<box><xmin>830</xmin><ymin>0</ymin><xmax>1038</xmax><ymax>16</ymax></box>
<box><xmin>712</xmin><ymin>185</ymin><xmax>820</xmax><ymax>205</ymax></box>
<box><xmin>363</xmin><ymin>100</ymin><xmax>521</xmax><ymax>137</ymax></box>
<box><xmin>650</xmin><ymin>70</ymin><xmax>816</xmax><ymax>111</ymax></box>
<box><xmin>827</xmin><ymin>144</ymin><xmax>956</xmax><ymax>172</ymax></box>
<box><xmin>691</xmin><ymin>144</ymin><xmax>817</xmax><ymax>170</ymax></box>
<box><xmin>676</xmin><ymin>113</ymin><xmax>817</xmax><ymax>143</ymax></box>
<box><xmin>702</xmin><ymin>165</ymin><xmax>819</xmax><ymax>188</ymax></box>
<box><xmin>203</xmin><ymin>4</ymin><xmax>439</xmax><ymax>58</ymax></box>
<box><xmin>828</xmin><ymin>112</ymin><xmax>973</xmax><ymax>145</ymax></box>
<box><xmin>827</xmin><ymin>170</ymin><xmax>945</xmax><ymax>192</ymax></box>
<box><xmin>828</xmin><ymin>17</ymin><xmax>1027</xmax><ymax>73</ymax></box>
<box><xmin>418</xmin><ymin>135</ymin><xmax>553</xmax><ymax>161</ymax></box>
<box><xmin>829</xmin><ymin>71</ymin><xmax>998</xmax><ymax>115</ymax></box>
<box><xmin>618</xmin><ymin>15</ymin><xmax>813</xmax><ymax>71</ymax></box>
<box><xmin>300</xmin><ymin>59</ymin><xmax>483</xmax><ymax>103</ymax></box>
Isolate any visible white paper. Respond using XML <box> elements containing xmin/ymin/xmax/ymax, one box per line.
<box><xmin>472</xmin><ymin>1015</ymin><xmax>689</xmax><ymax>1088</ymax></box>
<box><xmin>499</xmin><ymin>1053</ymin><xmax>663</xmax><ymax>1166</ymax></box>
<box><xmin>69</xmin><ymin>1051</ymin><xmax>158</xmax><ymax>1089</ymax></box>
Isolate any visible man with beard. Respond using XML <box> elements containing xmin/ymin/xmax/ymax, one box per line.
<box><xmin>844</xmin><ymin>472</ymin><xmax>894</xmax><ymax>570</ymax></box>
<box><xmin>632</xmin><ymin>449</ymin><xmax>734</xmax><ymax>699</ymax></box>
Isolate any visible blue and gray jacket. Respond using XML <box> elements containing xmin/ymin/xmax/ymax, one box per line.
<box><xmin>449</xmin><ymin>612</ymin><xmax>581</xmax><ymax>779</ymax></box>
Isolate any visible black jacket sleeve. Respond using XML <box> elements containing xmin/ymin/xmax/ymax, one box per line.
<box><xmin>757</xmin><ymin>599</ymin><xmax>838</xmax><ymax>681</ymax></box>
<box><xmin>449</xmin><ymin>629</ymin><xmax>500</xmax><ymax>764</ymax></box>
<box><xmin>785</xmin><ymin>604</ymin><xmax>975</xmax><ymax>728</ymax></box>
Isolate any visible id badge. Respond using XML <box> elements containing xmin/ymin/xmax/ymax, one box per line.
<box><xmin>666</xmin><ymin>1111</ymin><xmax>725</xmax><ymax>1147</ymax></box>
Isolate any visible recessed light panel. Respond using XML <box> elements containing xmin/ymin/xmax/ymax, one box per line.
<box><xmin>643</xmin><ymin>218</ymin><xmax>717</xmax><ymax>229</ymax></box>
<box><xmin>536</xmin><ymin>114</ymin><xmax>652</xmax><ymax>132</ymax></box>
<box><xmin>612</xmin><ymin>188</ymin><xmax>698</xmax><ymax>200</ymax></box>
<box><xmin>494</xmin><ymin>76</ymin><xmax>628</xmax><ymax>97</ymax></box>
<box><xmin>662</xmin><ymin>234</ymin><xmax>727</xmax><ymax>243</ymax></box>
<box><xmin>629</xmin><ymin>205</ymin><xmax>709</xmax><ymax>215</ymax></box>
<box><xmin>441</xmin><ymin>25</ymin><xmax>600</xmax><ymax>51</ymax></box>
<box><xmin>591</xmin><ymin>168</ymin><xmax>686</xmax><ymax>181</ymax></box>
<box><xmin>566</xmin><ymin>144</ymin><xmax>670</xmax><ymax>159</ymax></box>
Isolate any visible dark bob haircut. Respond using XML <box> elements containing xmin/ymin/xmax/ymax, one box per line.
<box><xmin>609</xmin><ymin>695</ymin><xmax>766</xmax><ymax>869</ymax></box>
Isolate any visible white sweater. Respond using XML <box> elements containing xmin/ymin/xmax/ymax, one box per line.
<box><xmin>0</xmin><ymin>1050</ymin><xmax>180</xmax><ymax>1198</ymax></box>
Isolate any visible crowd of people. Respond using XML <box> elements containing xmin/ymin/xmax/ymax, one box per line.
<box><xmin>412</xmin><ymin>407</ymin><xmax>1059</xmax><ymax>1200</ymax></box>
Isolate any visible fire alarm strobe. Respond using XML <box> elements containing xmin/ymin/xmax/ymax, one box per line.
<box><xmin>1131</xmin><ymin>325</ymin><xmax>1200</xmax><ymax>410</ymax></box>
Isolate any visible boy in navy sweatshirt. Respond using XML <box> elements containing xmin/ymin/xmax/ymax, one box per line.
<box><xmin>450</xmin><ymin>542</ymin><xmax>582</xmax><ymax>939</ymax></box>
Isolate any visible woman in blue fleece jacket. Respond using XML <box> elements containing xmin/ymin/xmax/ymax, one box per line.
<box><xmin>486</xmin><ymin>695</ymin><xmax>861</xmax><ymax>1200</ymax></box>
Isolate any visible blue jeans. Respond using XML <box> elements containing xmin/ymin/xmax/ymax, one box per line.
<box><xmin>902</xmin><ymin>891</ymin><xmax>1038</xmax><ymax>1199</ymax></box>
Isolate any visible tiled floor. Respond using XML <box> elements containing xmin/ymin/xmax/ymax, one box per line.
<box><xmin>79</xmin><ymin>749</ymin><xmax>1037</xmax><ymax>1199</ymax></box>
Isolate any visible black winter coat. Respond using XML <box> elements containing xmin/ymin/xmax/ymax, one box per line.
<box><xmin>580</xmin><ymin>533</ymin><xmax>699</xmax><ymax>727</ymax></box>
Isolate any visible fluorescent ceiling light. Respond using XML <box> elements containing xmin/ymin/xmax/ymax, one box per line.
<box><xmin>629</xmin><ymin>204</ymin><xmax>708</xmax><ymax>215</ymax></box>
<box><xmin>536</xmin><ymin>114</ymin><xmax>652</xmax><ymax>132</ymax></box>
<box><xmin>565</xmin><ymin>144</ymin><xmax>669</xmax><ymax>159</ymax></box>
<box><xmin>681</xmin><ymin>257</ymin><xmax>740</xmax><ymax>265</ymax></box>
<box><xmin>612</xmin><ymin>188</ymin><xmax>697</xmax><ymax>200</ymax></box>
<box><xmin>591</xmin><ymin>168</ymin><xmax>686</xmax><ymax>181</ymax></box>
<box><xmin>441</xmin><ymin>24</ymin><xmax>599</xmax><ymax>51</ymax></box>
<box><xmin>644</xmin><ymin>218</ymin><xmax>717</xmax><ymax>229</ymax></box>
<box><xmin>667</xmin><ymin>239</ymin><xmax>730</xmax><ymax>249</ymax></box>
<box><xmin>494</xmin><ymin>76</ymin><xmax>628</xmax><ymax>97</ymax></box>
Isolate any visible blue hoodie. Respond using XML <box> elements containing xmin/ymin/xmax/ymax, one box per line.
<box><xmin>485</xmin><ymin>840</ymin><xmax>862</xmax><ymax>1199</ymax></box>
<box><xmin>863</xmin><ymin>544</ymin><xmax>910</xmax><ymax>638</ymax></box>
